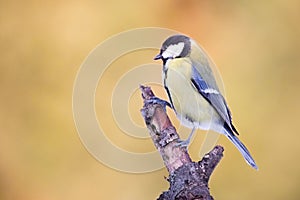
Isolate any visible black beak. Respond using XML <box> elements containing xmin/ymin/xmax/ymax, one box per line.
<box><xmin>154</xmin><ymin>54</ymin><xmax>163</xmax><ymax>60</ymax></box>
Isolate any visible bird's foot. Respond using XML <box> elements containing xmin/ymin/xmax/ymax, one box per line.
<box><xmin>175</xmin><ymin>138</ymin><xmax>191</xmax><ymax>149</ymax></box>
<box><xmin>175</xmin><ymin>127</ymin><xmax>196</xmax><ymax>149</ymax></box>
<box><xmin>144</xmin><ymin>97</ymin><xmax>172</xmax><ymax>111</ymax></box>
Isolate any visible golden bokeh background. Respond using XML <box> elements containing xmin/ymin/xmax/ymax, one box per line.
<box><xmin>1</xmin><ymin>0</ymin><xmax>300</xmax><ymax>199</ymax></box>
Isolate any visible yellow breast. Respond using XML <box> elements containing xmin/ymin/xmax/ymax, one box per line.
<box><xmin>164</xmin><ymin>58</ymin><xmax>217</xmax><ymax>130</ymax></box>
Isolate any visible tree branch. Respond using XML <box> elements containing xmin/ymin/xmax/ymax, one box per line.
<box><xmin>140</xmin><ymin>85</ymin><xmax>224</xmax><ymax>200</ymax></box>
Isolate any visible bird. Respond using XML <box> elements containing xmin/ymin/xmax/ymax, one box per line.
<box><xmin>154</xmin><ymin>34</ymin><xmax>258</xmax><ymax>170</ymax></box>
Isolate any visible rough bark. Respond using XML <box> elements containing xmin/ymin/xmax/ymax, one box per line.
<box><xmin>140</xmin><ymin>85</ymin><xmax>224</xmax><ymax>200</ymax></box>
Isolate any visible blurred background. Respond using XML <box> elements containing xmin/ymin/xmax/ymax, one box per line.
<box><xmin>1</xmin><ymin>0</ymin><xmax>300</xmax><ymax>199</ymax></box>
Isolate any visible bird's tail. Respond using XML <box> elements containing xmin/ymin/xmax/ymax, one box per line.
<box><xmin>225</xmin><ymin>131</ymin><xmax>258</xmax><ymax>170</ymax></box>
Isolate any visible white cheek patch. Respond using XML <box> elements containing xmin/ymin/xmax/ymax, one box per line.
<box><xmin>162</xmin><ymin>42</ymin><xmax>185</xmax><ymax>59</ymax></box>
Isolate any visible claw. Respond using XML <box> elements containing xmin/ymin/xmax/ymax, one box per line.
<box><xmin>175</xmin><ymin>139</ymin><xmax>190</xmax><ymax>149</ymax></box>
<box><xmin>175</xmin><ymin>127</ymin><xmax>196</xmax><ymax>148</ymax></box>
<box><xmin>144</xmin><ymin>97</ymin><xmax>172</xmax><ymax>111</ymax></box>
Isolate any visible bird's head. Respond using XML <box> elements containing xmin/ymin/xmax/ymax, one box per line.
<box><xmin>154</xmin><ymin>34</ymin><xmax>191</xmax><ymax>62</ymax></box>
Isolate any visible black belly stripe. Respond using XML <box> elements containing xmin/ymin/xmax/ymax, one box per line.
<box><xmin>164</xmin><ymin>85</ymin><xmax>176</xmax><ymax>112</ymax></box>
<box><xmin>163</xmin><ymin>68</ymin><xmax>176</xmax><ymax>113</ymax></box>
<box><xmin>185</xmin><ymin>114</ymin><xmax>195</xmax><ymax>123</ymax></box>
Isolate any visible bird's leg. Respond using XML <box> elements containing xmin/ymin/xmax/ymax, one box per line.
<box><xmin>144</xmin><ymin>96</ymin><xmax>172</xmax><ymax>111</ymax></box>
<box><xmin>176</xmin><ymin>126</ymin><xmax>196</xmax><ymax>148</ymax></box>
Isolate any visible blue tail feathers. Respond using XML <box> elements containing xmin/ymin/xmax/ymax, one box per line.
<box><xmin>225</xmin><ymin>131</ymin><xmax>258</xmax><ymax>170</ymax></box>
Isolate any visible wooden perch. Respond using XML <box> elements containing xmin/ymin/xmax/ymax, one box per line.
<box><xmin>140</xmin><ymin>85</ymin><xmax>224</xmax><ymax>200</ymax></box>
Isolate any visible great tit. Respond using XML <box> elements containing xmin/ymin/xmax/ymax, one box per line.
<box><xmin>154</xmin><ymin>34</ymin><xmax>258</xmax><ymax>170</ymax></box>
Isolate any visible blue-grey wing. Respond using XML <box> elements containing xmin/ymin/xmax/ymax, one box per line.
<box><xmin>190</xmin><ymin>65</ymin><xmax>239</xmax><ymax>135</ymax></box>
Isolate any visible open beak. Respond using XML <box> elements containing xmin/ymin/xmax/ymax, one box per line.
<box><xmin>154</xmin><ymin>54</ymin><xmax>163</xmax><ymax>60</ymax></box>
